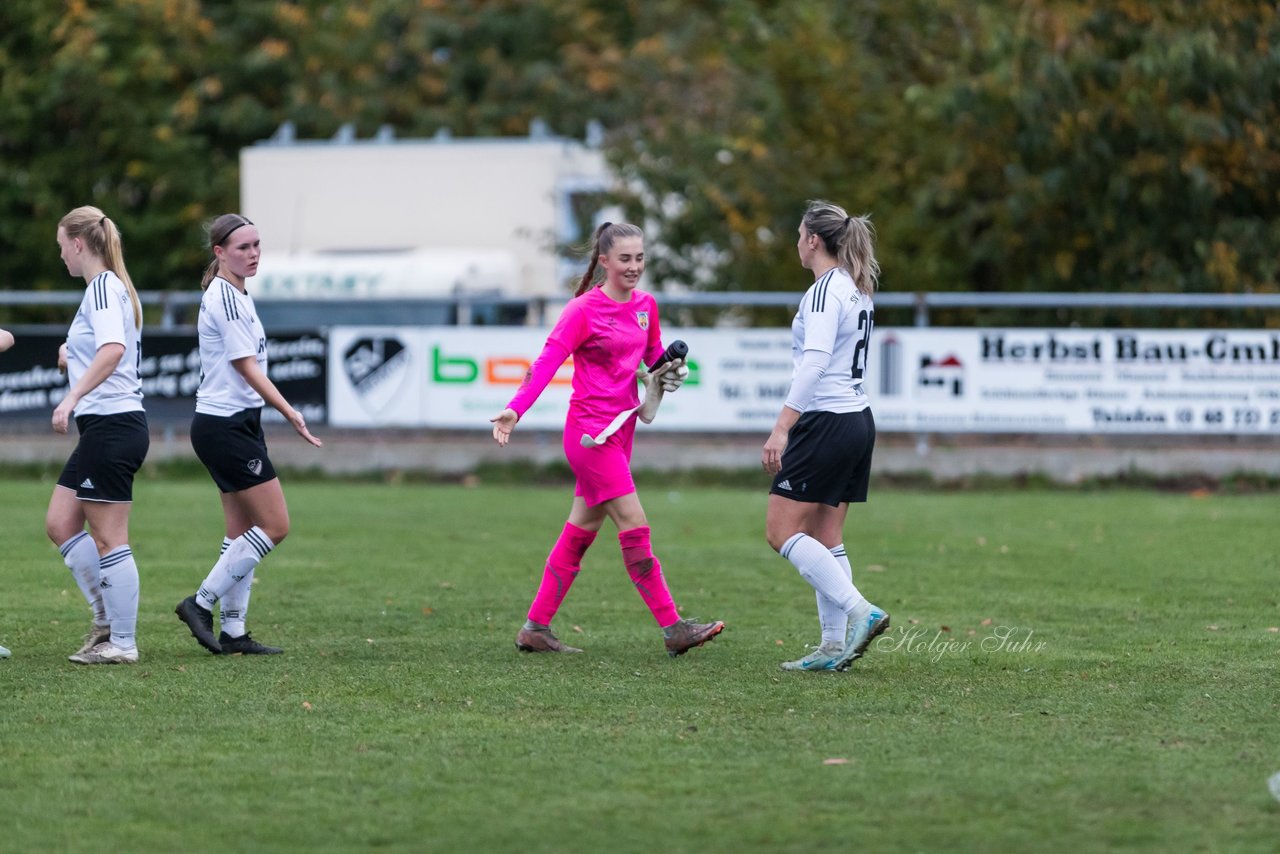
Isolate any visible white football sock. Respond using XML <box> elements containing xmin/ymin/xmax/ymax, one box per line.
<box><xmin>781</xmin><ymin>533</ymin><xmax>865</xmax><ymax>615</ymax></box>
<box><xmin>60</xmin><ymin>532</ymin><xmax>107</xmax><ymax>626</ymax></box>
<box><xmin>196</xmin><ymin>527</ymin><xmax>273</xmax><ymax>612</ymax></box>
<box><xmin>99</xmin><ymin>545</ymin><xmax>139</xmax><ymax>650</ymax></box>
<box><xmin>212</xmin><ymin>537</ymin><xmax>251</xmax><ymax>638</ymax></box>
<box><xmin>816</xmin><ymin>544</ymin><xmax>853</xmax><ymax>646</ymax></box>
<box><xmin>219</xmin><ymin>567</ymin><xmax>254</xmax><ymax>639</ymax></box>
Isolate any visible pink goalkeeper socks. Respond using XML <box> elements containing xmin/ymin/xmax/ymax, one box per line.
<box><xmin>527</xmin><ymin>522</ymin><xmax>598</xmax><ymax>625</ymax></box>
<box><xmin>619</xmin><ymin>526</ymin><xmax>679</xmax><ymax>627</ymax></box>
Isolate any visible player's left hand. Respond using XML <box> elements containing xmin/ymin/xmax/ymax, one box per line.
<box><xmin>762</xmin><ymin>428</ymin><xmax>788</xmax><ymax>475</ymax></box>
<box><xmin>52</xmin><ymin>397</ymin><xmax>73</xmax><ymax>434</ymax></box>
<box><xmin>288</xmin><ymin>407</ymin><xmax>323</xmax><ymax>447</ymax></box>
<box><xmin>655</xmin><ymin>357</ymin><xmax>688</xmax><ymax>392</ymax></box>
<box><xmin>490</xmin><ymin>408</ymin><xmax>519</xmax><ymax>446</ymax></box>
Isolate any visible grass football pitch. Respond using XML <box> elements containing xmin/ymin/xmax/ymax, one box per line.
<box><xmin>1</xmin><ymin>476</ymin><xmax>1277</xmax><ymax>852</ymax></box>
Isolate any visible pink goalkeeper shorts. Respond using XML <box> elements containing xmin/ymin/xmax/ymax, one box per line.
<box><xmin>562</xmin><ymin>416</ymin><xmax>637</xmax><ymax>507</ymax></box>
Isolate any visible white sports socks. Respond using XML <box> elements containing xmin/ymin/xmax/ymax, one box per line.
<box><xmin>196</xmin><ymin>527</ymin><xmax>273</xmax><ymax>613</ymax></box>
<box><xmin>781</xmin><ymin>533</ymin><xmax>866</xmax><ymax>616</ymax></box>
<box><xmin>218</xmin><ymin>535</ymin><xmax>254</xmax><ymax>639</ymax></box>
<box><xmin>98</xmin><ymin>545</ymin><xmax>139</xmax><ymax>650</ymax></box>
<box><xmin>816</xmin><ymin>544</ymin><xmax>853</xmax><ymax>646</ymax></box>
<box><xmin>60</xmin><ymin>532</ymin><xmax>107</xmax><ymax>626</ymax></box>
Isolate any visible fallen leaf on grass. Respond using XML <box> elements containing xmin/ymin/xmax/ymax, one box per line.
<box><xmin>302</xmin><ymin>701</ymin><xmax>313</xmax><ymax>711</ymax></box>
<box><xmin>775</xmin><ymin>639</ymin><xmax>785</xmax><ymax>646</ymax></box>
<box><xmin>1266</xmin><ymin>627</ymin><xmax>1279</xmax><ymax>633</ymax></box>
<box><xmin>980</xmin><ymin>618</ymin><xmax>993</xmax><ymax>627</ymax></box>
<box><xmin>822</xmin><ymin>758</ymin><xmax>851</xmax><ymax>765</ymax></box>
<box><xmin>865</xmin><ymin>564</ymin><xmax>885</xmax><ymax>573</ymax></box>
<box><xmin>1205</xmin><ymin>625</ymin><xmax>1220</xmax><ymax>631</ymax></box>
<box><xmin>572</xmin><ymin>625</ymin><xmax>583</xmax><ymax>634</ymax></box>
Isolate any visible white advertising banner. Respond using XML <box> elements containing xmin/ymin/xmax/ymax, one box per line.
<box><xmin>415</xmin><ymin>327</ymin><xmax>792</xmax><ymax>431</ymax></box>
<box><xmin>327</xmin><ymin>326</ymin><xmax>1280</xmax><ymax>435</ymax></box>
<box><xmin>872</xmin><ymin>328</ymin><xmax>1280</xmax><ymax>434</ymax></box>
<box><xmin>415</xmin><ymin>328</ymin><xmax>575</xmax><ymax>429</ymax></box>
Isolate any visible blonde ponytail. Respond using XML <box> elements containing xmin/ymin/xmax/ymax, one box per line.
<box><xmin>802</xmin><ymin>200</ymin><xmax>880</xmax><ymax>296</ymax></box>
<box><xmin>58</xmin><ymin>206</ymin><xmax>142</xmax><ymax>327</ymax></box>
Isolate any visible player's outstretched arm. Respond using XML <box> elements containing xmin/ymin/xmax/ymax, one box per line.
<box><xmin>231</xmin><ymin>355</ymin><xmax>322</xmax><ymax>447</ymax></box>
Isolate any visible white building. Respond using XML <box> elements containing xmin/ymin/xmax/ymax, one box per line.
<box><xmin>240</xmin><ymin>121</ymin><xmax>614</xmax><ymax>299</ymax></box>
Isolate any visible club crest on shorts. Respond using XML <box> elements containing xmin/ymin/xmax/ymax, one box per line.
<box><xmin>636</xmin><ymin>311</ymin><xmax>649</xmax><ymax>330</ymax></box>
<box><xmin>247</xmin><ymin>458</ymin><xmax>263</xmax><ymax>476</ymax></box>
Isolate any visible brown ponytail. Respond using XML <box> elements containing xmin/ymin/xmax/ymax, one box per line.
<box><xmin>202</xmin><ymin>214</ymin><xmax>255</xmax><ymax>289</ymax></box>
<box><xmin>574</xmin><ymin>221</ymin><xmax>644</xmax><ymax>297</ymax></box>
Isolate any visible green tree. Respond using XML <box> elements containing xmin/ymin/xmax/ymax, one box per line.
<box><xmin>910</xmin><ymin>0</ymin><xmax>1280</xmax><ymax>294</ymax></box>
<box><xmin>603</xmin><ymin>0</ymin><xmax>1280</xmax><ymax>297</ymax></box>
<box><xmin>2</xmin><ymin>0</ymin><xmax>1275</xmax><ymax>313</ymax></box>
<box><xmin>600</xmin><ymin>0</ymin><xmax>987</xmax><ymax>296</ymax></box>
<box><xmin>0</xmin><ymin>0</ymin><xmax>637</xmax><ymax>304</ymax></box>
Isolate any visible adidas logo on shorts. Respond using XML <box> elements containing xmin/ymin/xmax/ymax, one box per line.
<box><xmin>777</xmin><ymin>479</ymin><xmax>792</xmax><ymax>491</ymax></box>
<box><xmin>80</xmin><ymin>478</ymin><xmax>95</xmax><ymax>490</ymax></box>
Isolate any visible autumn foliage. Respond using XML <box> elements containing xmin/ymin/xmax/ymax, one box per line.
<box><xmin>0</xmin><ymin>1</ymin><xmax>1275</xmax><ymax>297</ymax></box>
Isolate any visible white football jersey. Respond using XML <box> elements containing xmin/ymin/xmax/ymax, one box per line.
<box><xmin>195</xmin><ymin>277</ymin><xmax>267</xmax><ymax>416</ymax></box>
<box><xmin>65</xmin><ymin>271</ymin><xmax>144</xmax><ymax>416</ymax></box>
<box><xmin>790</xmin><ymin>266</ymin><xmax>874</xmax><ymax>414</ymax></box>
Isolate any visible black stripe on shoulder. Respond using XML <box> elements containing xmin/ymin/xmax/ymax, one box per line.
<box><xmin>810</xmin><ymin>269</ymin><xmax>834</xmax><ymax>313</ymax></box>
<box><xmin>219</xmin><ymin>280</ymin><xmax>239</xmax><ymax>321</ymax></box>
<box><xmin>92</xmin><ymin>272</ymin><xmax>108</xmax><ymax>310</ymax></box>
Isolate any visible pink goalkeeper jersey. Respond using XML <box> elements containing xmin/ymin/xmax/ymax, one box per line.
<box><xmin>508</xmin><ymin>286</ymin><xmax>665</xmax><ymax>434</ymax></box>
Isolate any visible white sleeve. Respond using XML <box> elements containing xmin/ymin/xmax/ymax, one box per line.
<box><xmin>801</xmin><ymin>290</ymin><xmax>840</xmax><ymax>355</ymax></box>
<box><xmin>211</xmin><ymin>290</ymin><xmax>258</xmax><ymax>360</ymax></box>
<box><xmin>784</xmin><ymin>348</ymin><xmax>831</xmax><ymax>413</ymax></box>
<box><xmin>89</xmin><ymin>285</ymin><xmax>126</xmax><ymax>349</ymax></box>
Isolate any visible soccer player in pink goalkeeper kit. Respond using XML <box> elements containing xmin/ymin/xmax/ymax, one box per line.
<box><xmin>490</xmin><ymin>221</ymin><xmax>723</xmax><ymax>658</ymax></box>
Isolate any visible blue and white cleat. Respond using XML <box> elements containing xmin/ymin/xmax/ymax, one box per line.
<box><xmin>780</xmin><ymin>642</ymin><xmax>843</xmax><ymax>672</ymax></box>
<box><xmin>0</xmin><ymin>643</ymin><xmax>10</xmax><ymax>659</ymax></box>
<box><xmin>834</xmin><ymin>604</ymin><xmax>890</xmax><ymax>671</ymax></box>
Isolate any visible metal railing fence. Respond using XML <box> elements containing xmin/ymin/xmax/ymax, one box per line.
<box><xmin>2</xmin><ymin>290</ymin><xmax>1278</xmax><ymax>329</ymax></box>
